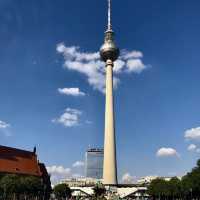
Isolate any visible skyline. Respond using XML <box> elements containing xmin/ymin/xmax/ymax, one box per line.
<box><xmin>1</xmin><ymin>0</ymin><xmax>200</xmax><ymax>184</ymax></box>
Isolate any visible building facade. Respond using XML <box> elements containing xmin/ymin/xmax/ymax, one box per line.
<box><xmin>61</xmin><ymin>177</ymin><xmax>102</xmax><ymax>187</ymax></box>
<box><xmin>137</xmin><ymin>176</ymin><xmax>181</xmax><ymax>185</ymax></box>
<box><xmin>85</xmin><ymin>148</ymin><xmax>103</xmax><ymax>179</ymax></box>
<box><xmin>0</xmin><ymin>145</ymin><xmax>51</xmax><ymax>192</ymax></box>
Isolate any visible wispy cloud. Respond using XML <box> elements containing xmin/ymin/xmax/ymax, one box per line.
<box><xmin>0</xmin><ymin>120</ymin><xmax>11</xmax><ymax>136</ymax></box>
<box><xmin>187</xmin><ymin>144</ymin><xmax>200</xmax><ymax>153</ymax></box>
<box><xmin>126</xmin><ymin>59</ymin><xmax>146</xmax><ymax>73</ymax></box>
<box><xmin>187</xmin><ymin>144</ymin><xmax>197</xmax><ymax>151</ymax></box>
<box><xmin>52</xmin><ymin>108</ymin><xmax>82</xmax><ymax>127</ymax></box>
<box><xmin>0</xmin><ymin>120</ymin><xmax>10</xmax><ymax>129</ymax></box>
<box><xmin>184</xmin><ymin>127</ymin><xmax>200</xmax><ymax>141</ymax></box>
<box><xmin>72</xmin><ymin>161</ymin><xmax>84</xmax><ymax>168</ymax></box>
<box><xmin>121</xmin><ymin>173</ymin><xmax>135</xmax><ymax>183</ymax></box>
<box><xmin>56</xmin><ymin>43</ymin><xmax>148</xmax><ymax>93</ymax></box>
<box><xmin>58</xmin><ymin>87</ymin><xmax>85</xmax><ymax>96</ymax></box>
<box><xmin>47</xmin><ymin>166</ymin><xmax>72</xmax><ymax>185</ymax></box>
<box><xmin>156</xmin><ymin>147</ymin><xmax>179</xmax><ymax>158</ymax></box>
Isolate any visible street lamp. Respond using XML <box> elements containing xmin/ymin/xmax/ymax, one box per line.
<box><xmin>190</xmin><ymin>188</ymin><xmax>192</xmax><ymax>199</ymax></box>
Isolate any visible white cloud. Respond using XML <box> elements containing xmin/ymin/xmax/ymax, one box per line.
<box><xmin>0</xmin><ymin>120</ymin><xmax>11</xmax><ymax>136</ymax></box>
<box><xmin>72</xmin><ymin>161</ymin><xmax>84</xmax><ymax>168</ymax></box>
<box><xmin>122</xmin><ymin>173</ymin><xmax>135</xmax><ymax>184</ymax></box>
<box><xmin>113</xmin><ymin>60</ymin><xmax>126</xmax><ymax>73</ymax></box>
<box><xmin>187</xmin><ymin>144</ymin><xmax>197</xmax><ymax>151</ymax></box>
<box><xmin>184</xmin><ymin>127</ymin><xmax>200</xmax><ymax>141</ymax></box>
<box><xmin>47</xmin><ymin>165</ymin><xmax>85</xmax><ymax>185</ymax></box>
<box><xmin>56</xmin><ymin>45</ymin><xmax>99</xmax><ymax>61</ymax></box>
<box><xmin>47</xmin><ymin>165</ymin><xmax>72</xmax><ymax>185</ymax></box>
<box><xmin>64</xmin><ymin>60</ymin><xmax>106</xmax><ymax>92</ymax></box>
<box><xmin>52</xmin><ymin>108</ymin><xmax>82</xmax><ymax>127</ymax></box>
<box><xmin>121</xmin><ymin>50</ymin><xmax>143</xmax><ymax>60</ymax></box>
<box><xmin>0</xmin><ymin>120</ymin><xmax>10</xmax><ymax>129</ymax></box>
<box><xmin>47</xmin><ymin>165</ymin><xmax>71</xmax><ymax>176</ymax></box>
<box><xmin>187</xmin><ymin>144</ymin><xmax>200</xmax><ymax>153</ymax></box>
<box><xmin>126</xmin><ymin>59</ymin><xmax>146</xmax><ymax>73</ymax></box>
<box><xmin>57</xmin><ymin>43</ymin><xmax>147</xmax><ymax>93</ymax></box>
<box><xmin>58</xmin><ymin>87</ymin><xmax>85</xmax><ymax>96</ymax></box>
<box><xmin>156</xmin><ymin>147</ymin><xmax>179</xmax><ymax>157</ymax></box>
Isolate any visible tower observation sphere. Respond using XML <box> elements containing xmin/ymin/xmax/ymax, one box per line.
<box><xmin>100</xmin><ymin>30</ymin><xmax>119</xmax><ymax>62</ymax></box>
<box><xmin>100</xmin><ymin>0</ymin><xmax>119</xmax><ymax>63</ymax></box>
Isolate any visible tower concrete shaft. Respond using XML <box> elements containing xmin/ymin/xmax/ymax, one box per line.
<box><xmin>103</xmin><ymin>59</ymin><xmax>118</xmax><ymax>185</ymax></box>
<box><xmin>100</xmin><ymin>0</ymin><xmax>119</xmax><ymax>186</ymax></box>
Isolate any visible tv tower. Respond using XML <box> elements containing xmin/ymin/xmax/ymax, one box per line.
<box><xmin>100</xmin><ymin>0</ymin><xmax>119</xmax><ymax>185</ymax></box>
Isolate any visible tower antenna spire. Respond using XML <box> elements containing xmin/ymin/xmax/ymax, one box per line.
<box><xmin>108</xmin><ymin>0</ymin><xmax>112</xmax><ymax>30</ymax></box>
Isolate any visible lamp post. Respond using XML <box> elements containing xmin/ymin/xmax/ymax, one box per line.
<box><xmin>190</xmin><ymin>188</ymin><xmax>192</xmax><ymax>199</ymax></box>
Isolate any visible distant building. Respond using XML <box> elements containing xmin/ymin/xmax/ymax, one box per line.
<box><xmin>69</xmin><ymin>186</ymin><xmax>148</xmax><ymax>199</ymax></box>
<box><xmin>61</xmin><ymin>177</ymin><xmax>102</xmax><ymax>187</ymax></box>
<box><xmin>137</xmin><ymin>176</ymin><xmax>158</xmax><ymax>185</ymax></box>
<box><xmin>137</xmin><ymin>176</ymin><xmax>181</xmax><ymax>185</ymax></box>
<box><xmin>85</xmin><ymin>148</ymin><xmax>103</xmax><ymax>179</ymax></box>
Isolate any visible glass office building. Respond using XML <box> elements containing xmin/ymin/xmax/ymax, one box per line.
<box><xmin>85</xmin><ymin>148</ymin><xmax>103</xmax><ymax>179</ymax></box>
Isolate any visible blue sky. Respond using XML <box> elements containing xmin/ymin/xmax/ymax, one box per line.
<box><xmin>1</xmin><ymin>0</ymin><xmax>200</xmax><ymax>184</ymax></box>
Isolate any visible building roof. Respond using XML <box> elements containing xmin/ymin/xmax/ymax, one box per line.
<box><xmin>70</xmin><ymin>186</ymin><xmax>148</xmax><ymax>198</ymax></box>
<box><xmin>86</xmin><ymin>148</ymin><xmax>103</xmax><ymax>153</ymax></box>
<box><xmin>0</xmin><ymin>145</ymin><xmax>42</xmax><ymax>176</ymax></box>
<box><xmin>71</xmin><ymin>187</ymin><xmax>94</xmax><ymax>196</ymax></box>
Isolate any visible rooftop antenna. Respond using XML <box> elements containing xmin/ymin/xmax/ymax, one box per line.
<box><xmin>33</xmin><ymin>146</ymin><xmax>36</xmax><ymax>154</ymax></box>
<box><xmin>108</xmin><ymin>0</ymin><xmax>112</xmax><ymax>31</ymax></box>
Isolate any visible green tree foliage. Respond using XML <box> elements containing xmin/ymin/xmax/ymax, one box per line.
<box><xmin>0</xmin><ymin>174</ymin><xmax>51</xmax><ymax>200</ymax></box>
<box><xmin>181</xmin><ymin>159</ymin><xmax>200</xmax><ymax>199</ymax></box>
<box><xmin>92</xmin><ymin>183</ymin><xmax>106</xmax><ymax>200</ymax></box>
<box><xmin>53</xmin><ymin>183</ymin><xmax>72</xmax><ymax>200</ymax></box>
<box><xmin>168</xmin><ymin>177</ymin><xmax>182</xmax><ymax>198</ymax></box>
<box><xmin>0</xmin><ymin>174</ymin><xmax>22</xmax><ymax>200</ymax></box>
<box><xmin>148</xmin><ymin>178</ymin><xmax>169</xmax><ymax>199</ymax></box>
<box><xmin>21</xmin><ymin>176</ymin><xmax>43</xmax><ymax>196</ymax></box>
<box><xmin>148</xmin><ymin>159</ymin><xmax>200</xmax><ymax>199</ymax></box>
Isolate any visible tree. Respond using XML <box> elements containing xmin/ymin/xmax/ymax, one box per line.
<box><xmin>0</xmin><ymin>174</ymin><xmax>3</xmax><ymax>199</ymax></box>
<box><xmin>148</xmin><ymin>178</ymin><xmax>167</xmax><ymax>199</ymax></box>
<box><xmin>93</xmin><ymin>183</ymin><xmax>106</xmax><ymax>200</ymax></box>
<box><xmin>54</xmin><ymin>183</ymin><xmax>72</xmax><ymax>200</ymax></box>
<box><xmin>21</xmin><ymin>176</ymin><xmax>43</xmax><ymax>198</ymax></box>
<box><xmin>0</xmin><ymin>174</ymin><xmax>20</xmax><ymax>200</ymax></box>
<box><xmin>0</xmin><ymin>174</ymin><xmax>49</xmax><ymax>200</ymax></box>
<box><xmin>168</xmin><ymin>177</ymin><xmax>181</xmax><ymax>199</ymax></box>
<box><xmin>197</xmin><ymin>159</ymin><xmax>200</xmax><ymax>168</ymax></box>
<box><xmin>181</xmin><ymin>159</ymin><xmax>200</xmax><ymax>199</ymax></box>
<box><xmin>148</xmin><ymin>159</ymin><xmax>200</xmax><ymax>199</ymax></box>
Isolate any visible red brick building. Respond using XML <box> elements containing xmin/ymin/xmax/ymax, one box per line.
<box><xmin>0</xmin><ymin>145</ymin><xmax>51</xmax><ymax>187</ymax></box>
